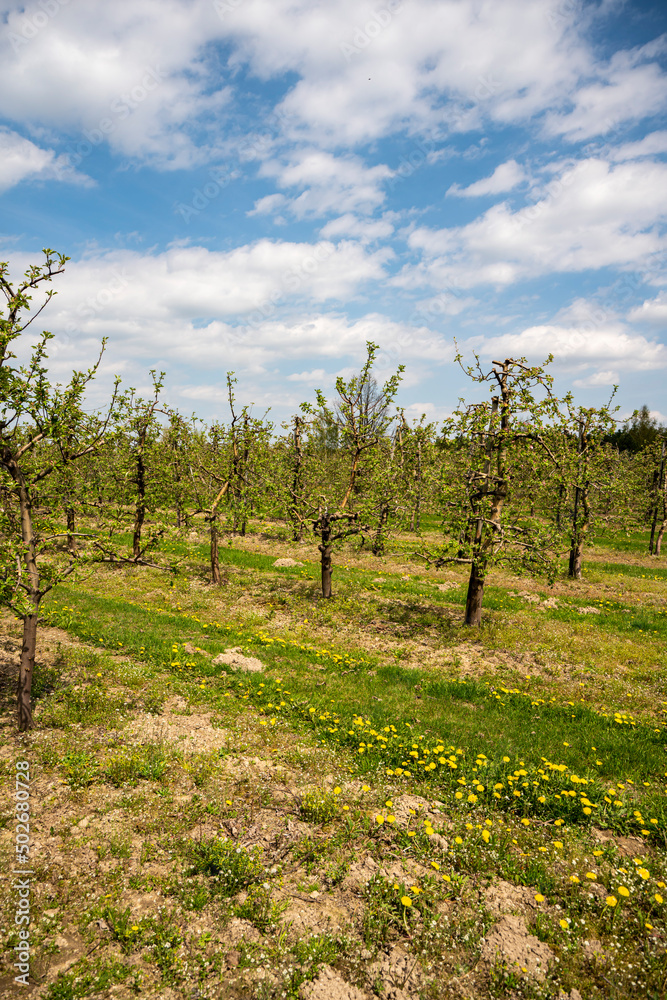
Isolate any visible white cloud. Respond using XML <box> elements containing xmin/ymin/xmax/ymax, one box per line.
<box><xmin>447</xmin><ymin>159</ymin><xmax>527</xmax><ymax>197</ymax></box>
<box><xmin>286</xmin><ymin>368</ymin><xmax>327</xmax><ymax>383</ymax></box>
<box><xmin>247</xmin><ymin>193</ymin><xmax>287</xmax><ymax>216</ymax></box>
<box><xmin>627</xmin><ymin>293</ymin><xmax>667</xmax><ymax>325</ymax></box>
<box><xmin>610</xmin><ymin>130</ymin><xmax>667</xmax><ymax>161</ymax></box>
<box><xmin>259</xmin><ymin>150</ymin><xmax>392</xmax><ymax>218</ymax></box>
<box><xmin>572</xmin><ymin>369</ymin><xmax>619</xmax><ymax>388</ymax></box>
<box><xmin>0</xmin><ymin>127</ymin><xmax>92</xmax><ymax>191</ymax></box>
<box><xmin>545</xmin><ymin>39</ymin><xmax>667</xmax><ymax>142</ymax></box>
<box><xmin>470</xmin><ymin>323</ymin><xmax>667</xmax><ymax>372</ymax></box>
<box><xmin>396</xmin><ymin>157</ymin><xmax>667</xmax><ymax>290</ymax></box>
<box><xmin>319</xmin><ymin>213</ymin><xmax>395</xmax><ymax>242</ymax></box>
<box><xmin>0</xmin><ymin>0</ymin><xmax>232</xmax><ymax>168</ymax></box>
<box><xmin>2</xmin><ymin>0</ymin><xmax>664</xmax><ymax>170</ymax></box>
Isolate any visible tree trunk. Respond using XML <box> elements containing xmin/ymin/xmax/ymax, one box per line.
<box><xmin>568</xmin><ymin>537</ymin><xmax>584</xmax><ymax>579</ymax></box>
<box><xmin>568</xmin><ymin>484</ymin><xmax>588</xmax><ymax>579</ymax></box>
<box><xmin>319</xmin><ymin>513</ymin><xmax>333</xmax><ymax>598</ymax></box>
<box><xmin>17</xmin><ymin>611</ymin><xmax>38</xmax><ymax>732</ymax></box>
<box><xmin>210</xmin><ymin>515</ymin><xmax>221</xmax><ymax>585</ymax></box>
<box><xmin>66</xmin><ymin>505</ymin><xmax>76</xmax><ymax>555</ymax></box>
<box><xmin>464</xmin><ymin>563</ymin><xmax>485</xmax><ymax>626</ymax></box>
<box><xmin>649</xmin><ymin>442</ymin><xmax>666</xmax><ymax>555</ymax></box>
<box><xmin>133</xmin><ymin>449</ymin><xmax>146</xmax><ymax>560</ymax></box>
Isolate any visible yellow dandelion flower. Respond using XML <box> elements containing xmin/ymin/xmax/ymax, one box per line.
<box><xmin>606</xmin><ymin>896</ymin><xmax>617</xmax><ymax>907</ymax></box>
<box><xmin>401</xmin><ymin>896</ymin><xmax>412</xmax><ymax>907</ymax></box>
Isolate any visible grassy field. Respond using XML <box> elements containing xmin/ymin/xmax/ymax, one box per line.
<box><xmin>0</xmin><ymin>518</ymin><xmax>665</xmax><ymax>1000</ymax></box>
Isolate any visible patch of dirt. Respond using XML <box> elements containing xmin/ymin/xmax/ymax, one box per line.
<box><xmin>591</xmin><ymin>827</ymin><xmax>649</xmax><ymax>858</ymax></box>
<box><xmin>367</xmin><ymin>944</ymin><xmax>423</xmax><ymax>999</ymax></box>
<box><xmin>280</xmin><ymin>897</ymin><xmax>352</xmax><ymax>935</ymax></box>
<box><xmin>299</xmin><ymin>965</ymin><xmax>368</xmax><ymax>1000</ymax></box>
<box><xmin>478</xmin><ymin>915</ymin><xmax>555</xmax><ymax>981</ymax></box>
<box><xmin>124</xmin><ymin>701</ymin><xmax>229</xmax><ymax>754</ymax></box>
<box><xmin>483</xmin><ymin>879</ymin><xmax>539</xmax><ymax>919</ymax></box>
<box><xmin>211</xmin><ymin>647</ymin><xmax>265</xmax><ymax>673</ymax></box>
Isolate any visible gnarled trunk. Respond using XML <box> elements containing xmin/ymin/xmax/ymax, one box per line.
<box><xmin>209</xmin><ymin>514</ymin><xmax>221</xmax><ymax>585</ymax></box>
<box><xmin>18</xmin><ymin>611</ymin><xmax>38</xmax><ymax>732</ymax></box>
<box><xmin>318</xmin><ymin>513</ymin><xmax>333</xmax><ymax>598</ymax></box>
<box><xmin>464</xmin><ymin>563</ymin><xmax>485</xmax><ymax>626</ymax></box>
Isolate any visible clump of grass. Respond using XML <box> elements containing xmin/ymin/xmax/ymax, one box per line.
<box><xmin>44</xmin><ymin>960</ymin><xmax>133</xmax><ymax>1000</ymax></box>
<box><xmin>186</xmin><ymin>837</ymin><xmax>264</xmax><ymax>895</ymax></box>
<box><xmin>103</xmin><ymin>740</ymin><xmax>169</xmax><ymax>787</ymax></box>
<box><xmin>40</xmin><ymin>683</ymin><xmax>127</xmax><ymax>729</ymax></box>
<box><xmin>61</xmin><ymin>750</ymin><xmax>99</xmax><ymax>790</ymax></box>
<box><xmin>300</xmin><ymin>788</ymin><xmax>339</xmax><ymax>824</ymax></box>
<box><xmin>234</xmin><ymin>885</ymin><xmax>286</xmax><ymax>932</ymax></box>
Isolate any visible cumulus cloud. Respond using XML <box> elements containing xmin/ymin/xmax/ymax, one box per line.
<box><xmin>447</xmin><ymin>159</ymin><xmax>527</xmax><ymax>197</ymax></box>
<box><xmin>470</xmin><ymin>323</ymin><xmax>667</xmax><ymax>372</ymax></box>
<box><xmin>2</xmin><ymin>0</ymin><xmax>664</xmax><ymax>170</ymax></box>
<box><xmin>319</xmin><ymin>213</ymin><xmax>395</xmax><ymax>241</ymax></box>
<box><xmin>259</xmin><ymin>150</ymin><xmax>393</xmax><ymax>218</ymax></box>
<box><xmin>544</xmin><ymin>39</ymin><xmax>667</xmax><ymax>142</ymax></box>
<box><xmin>395</xmin><ymin>157</ymin><xmax>667</xmax><ymax>290</ymax></box>
<box><xmin>610</xmin><ymin>130</ymin><xmax>667</xmax><ymax>161</ymax></box>
<box><xmin>627</xmin><ymin>293</ymin><xmax>667</xmax><ymax>325</ymax></box>
<box><xmin>0</xmin><ymin>127</ymin><xmax>92</xmax><ymax>191</ymax></box>
<box><xmin>572</xmin><ymin>369</ymin><xmax>619</xmax><ymax>388</ymax></box>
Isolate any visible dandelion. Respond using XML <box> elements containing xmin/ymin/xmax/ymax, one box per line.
<box><xmin>638</xmin><ymin>868</ymin><xmax>650</xmax><ymax>880</ymax></box>
<box><xmin>482</xmin><ymin>830</ymin><xmax>490</xmax><ymax>843</ymax></box>
<box><xmin>585</xmin><ymin>872</ymin><xmax>596</xmax><ymax>881</ymax></box>
<box><xmin>606</xmin><ymin>896</ymin><xmax>617</xmax><ymax>907</ymax></box>
<box><xmin>401</xmin><ymin>896</ymin><xmax>412</xmax><ymax>907</ymax></box>
<box><xmin>655</xmin><ymin>894</ymin><xmax>664</xmax><ymax>904</ymax></box>
<box><xmin>617</xmin><ymin>886</ymin><xmax>629</xmax><ymax>897</ymax></box>
<box><xmin>534</xmin><ymin>893</ymin><xmax>545</xmax><ymax>902</ymax></box>
<box><xmin>569</xmin><ymin>875</ymin><xmax>580</xmax><ymax>884</ymax></box>
<box><xmin>559</xmin><ymin>919</ymin><xmax>569</xmax><ymax>929</ymax></box>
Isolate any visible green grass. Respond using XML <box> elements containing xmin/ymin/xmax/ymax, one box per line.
<box><xmin>39</xmin><ymin>571</ymin><xmax>667</xmax><ymax>843</ymax></box>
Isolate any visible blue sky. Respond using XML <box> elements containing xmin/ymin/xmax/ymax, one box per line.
<box><xmin>1</xmin><ymin>0</ymin><xmax>667</xmax><ymax>429</ymax></box>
